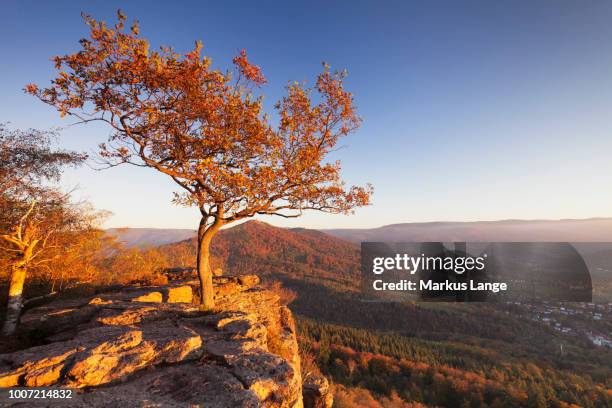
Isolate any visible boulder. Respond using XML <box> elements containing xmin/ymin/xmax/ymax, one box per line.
<box><xmin>166</xmin><ymin>285</ymin><xmax>192</xmax><ymax>303</ymax></box>
<box><xmin>303</xmin><ymin>374</ymin><xmax>334</xmax><ymax>408</ymax></box>
<box><xmin>131</xmin><ymin>291</ymin><xmax>163</xmax><ymax>303</ymax></box>
<box><xmin>230</xmin><ymin>353</ymin><xmax>301</xmax><ymax>405</ymax></box>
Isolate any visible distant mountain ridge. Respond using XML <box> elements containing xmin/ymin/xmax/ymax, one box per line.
<box><xmin>106</xmin><ymin>227</ymin><xmax>196</xmax><ymax>248</ymax></box>
<box><xmin>322</xmin><ymin>217</ymin><xmax>612</xmax><ymax>242</ymax></box>
<box><xmin>108</xmin><ymin>217</ymin><xmax>612</xmax><ymax>248</ymax></box>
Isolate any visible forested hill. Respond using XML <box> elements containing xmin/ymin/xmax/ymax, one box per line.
<box><xmin>162</xmin><ymin>220</ymin><xmax>360</xmax><ymax>291</ymax></box>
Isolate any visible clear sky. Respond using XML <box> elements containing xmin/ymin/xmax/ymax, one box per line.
<box><xmin>2</xmin><ymin>0</ymin><xmax>612</xmax><ymax>229</ymax></box>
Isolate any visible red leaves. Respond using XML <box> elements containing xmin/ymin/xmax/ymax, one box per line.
<box><xmin>24</xmin><ymin>84</ymin><xmax>38</xmax><ymax>95</ymax></box>
<box><xmin>232</xmin><ymin>49</ymin><xmax>267</xmax><ymax>86</ymax></box>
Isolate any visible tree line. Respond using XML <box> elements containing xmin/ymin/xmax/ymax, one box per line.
<box><xmin>298</xmin><ymin>318</ymin><xmax>612</xmax><ymax>408</ymax></box>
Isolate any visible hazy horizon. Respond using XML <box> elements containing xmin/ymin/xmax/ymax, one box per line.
<box><xmin>107</xmin><ymin>215</ymin><xmax>612</xmax><ymax>231</ymax></box>
<box><xmin>107</xmin><ymin>217</ymin><xmax>612</xmax><ymax>248</ymax></box>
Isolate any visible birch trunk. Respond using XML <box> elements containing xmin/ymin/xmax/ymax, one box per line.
<box><xmin>2</xmin><ymin>264</ymin><xmax>27</xmax><ymax>336</ymax></box>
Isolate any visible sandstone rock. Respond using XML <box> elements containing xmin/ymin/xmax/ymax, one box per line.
<box><xmin>205</xmin><ymin>337</ymin><xmax>262</xmax><ymax>362</ymax></box>
<box><xmin>164</xmin><ymin>267</ymin><xmax>197</xmax><ymax>281</ymax></box>
<box><xmin>0</xmin><ymin>322</ymin><xmax>202</xmax><ymax>388</ymax></box>
<box><xmin>95</xmin><ymin>302</ymin><xmax>200</xmax><ymax>325</ymax></box>
<box><xmin>0</xmin><ymin>348</ymin><xmax>80</xmax><ymax>387</ymax></box>
<box><xmin>238</xmin><ymin>275</ymin><xmax>260</xmax><ymax>288</ymax></box>
<box><xmin>213</xmin><ymin>275</ymin><xmax>261</xmax><ymax>299</ymax></box>
<box><xmin>23</xmin><ymin>350</ymin><xmax>76</xmax><ymax>387</ymax></box>
<box><xmin>89</xmin><ymin>297</ymin><xmax>112</xmax><ymax>305</ymax></box>
<box><xmin>166</xmin><ymin>285</ymin><xmax>192</xmax><ymax>303</ymax></box>
<box><xmin>97</xmin><ymin>306</ymin><xmax>161</xmax><ymax>326</ymax></box>
<box><xmin>60</xmin><ymin>363</ymin><xmax>263</xmax><ymax>408</ymax></box>
<box><xmin>230</xmin><ymin>352</ymin><xmax>301</xmax><ymax>405</ymax></box>
<box><xmin>131</xmin><ymin>291</ymin><xmax>163</xmax><ymax>303</ymax></box>
<box><xmin>19</xmin><ymin>303</ymin><xmax>100</xmax><ymax>337</ymax></box>
<box><xmin>66</xmin><ymin>323</ymin><xmax>202</xmax><ymax>388</ymax></box>
<box><xmin>98</xmin><ymin>283</ymin><xmax>193</xmax><ymax>304</ymax></box>
<box><xmin>0</xmin><ymin>342</ymin><xmax>80</xmax><ymax>387</ymax></box>
<box><xmin>0</xmin><ymin>371</ymin><xmax>21</xmax><ymax>388</ymax></box>
<box><xmin>2</xmin><ymin>275</ymin><xmax>316</xmax><ymax>407</ymax></box>
<box><xmin>303</xmin><ymin>374</ymin><xmax>333</xmax><ymax>408</ymax></box>
<box><xmin>214</xmin><ymin>310</ymin><xmax>253</xmax><ymax>329</ymax></box>
<box><xmin>278</xmin><ymin>306</ymin><xmax>300</xmax><ymax>367</ymax></box>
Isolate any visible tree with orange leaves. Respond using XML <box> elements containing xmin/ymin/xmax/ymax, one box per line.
<box><xmin>29</xmin><ymin>11</ymin><xmax>372</xmax><ymax>309</ymax></box>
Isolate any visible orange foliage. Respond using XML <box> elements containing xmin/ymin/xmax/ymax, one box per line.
<box><xmin>28</xmin><ymin>11</ymin><xmax>372</xmax><ymax>222</ymax></box>
<box><xmin>29</xmin><ymin>10</ymin><xmax>372</xmax><ymax>307</ymax></box>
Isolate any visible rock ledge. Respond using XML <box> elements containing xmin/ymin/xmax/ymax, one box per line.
<box><xmin>0</xmin><ymin>276</ymin><xmax>322</xmax><ymax>407</ymax></box>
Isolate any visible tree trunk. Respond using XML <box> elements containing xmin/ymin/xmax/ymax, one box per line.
<box><xmin>197</xmin><ymin>232</ymin><xmax>215</xmax><ymax>310</ymax></box>
<box><xmin>2</xmin><ymin>264</ymin><xmax>27</xmax><ymax>336</ymax></box>
<box><xmin>196</xmin><ymin>214</ymin><xmax>224</xmax><ymax>310</ymax></box>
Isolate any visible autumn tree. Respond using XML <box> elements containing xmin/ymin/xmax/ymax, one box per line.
<box><xmin>36</xmin><ymin>206</ymin><xmax>114</xmax><ymax>291</ymax></box>
<box><xmin>29</xmin><ymin>11</ymin><xmax>372</xmax><ymax>309</ymax></box>
<box><xmin>0</xmin><ymin>125</ymin><xmax>85</xmax><ymax>225</ymax></box>
<box><xmin>0</xmin><ymin>125</ymin><xmax>85</xmax><ymax>335</ymax></box>
<box><xmin>103</xmin><ymin>246</ymin><xmax>169</xmax><ymax>286</ymax></box>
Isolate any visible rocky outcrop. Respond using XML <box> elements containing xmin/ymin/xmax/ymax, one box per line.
<box><xmin>0</xmin><ymin>322</ymin><xmax>202</xmax><ymax>388</ymax></box>
<box><xmin>0</xmin><ymin>277</ymin><xmax>314</xmax><ymax>407</ymax></box>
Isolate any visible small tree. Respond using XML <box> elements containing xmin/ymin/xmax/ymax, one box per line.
<box><xmin>1</xmin><ymin>194</ymin><xmax>105</xmax><ymax>335</ymax></box>
<box><xmin>29</xmin><ymin>12</ymin><xmax>372</xmax><ymax>309</ymax></box>
<box><xmin>0</xmin><ymin>124</ymin><xmax>85</xmax><ymax>223</ymax></box>
<box><xmin>1</xmin><ymin>199</ymin><xmax>57</xmax><ymax>335</ymax></box>
<box><xmin>0</xmin><ymin>126</ymin><xmax>85</xmax><ymax>335</ymax></box>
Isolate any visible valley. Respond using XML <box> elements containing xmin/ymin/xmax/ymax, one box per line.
<box><xmin>156</xmin><ymin>221</ymin><xmax>612</xmax><ymax>407</ymax></box>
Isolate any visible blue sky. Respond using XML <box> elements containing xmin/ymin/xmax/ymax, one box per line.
<box><xmin>2</xmin><ymin>0</ymin><xmax>612</xmax><ymax>229</ymax></box>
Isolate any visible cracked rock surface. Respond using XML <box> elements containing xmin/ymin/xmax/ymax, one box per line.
<box><xmin>0</xmin><ymin>276</ymin><xmax>308</xmax><ymax>407</ymax></box>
